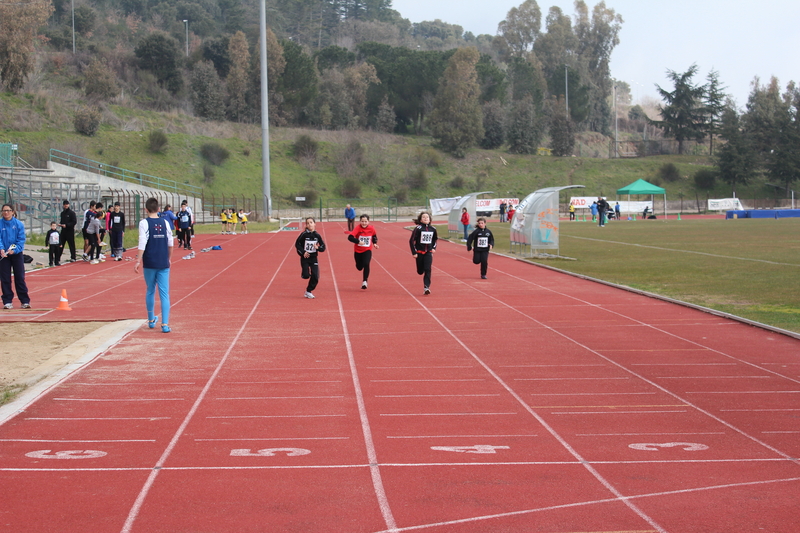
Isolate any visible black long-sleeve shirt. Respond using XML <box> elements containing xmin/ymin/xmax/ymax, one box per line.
<box><xmin>409</xmin><ymin>223</ymin><xmax>438</xmax><ymax>254</ymax></box>
<box><xmin>295</xmin><ymin>230</ymin><xmax>326</xmax><ymax>258</ymax></box>
<box><xmin>467</xmin><ymin>227</ymin><xmax>494</xmax><ymax>251</ymax></box>
<box><xmin>59</xmin><ymin>208</ymin><xmax>77</xmax><ymax>230</ymax></box>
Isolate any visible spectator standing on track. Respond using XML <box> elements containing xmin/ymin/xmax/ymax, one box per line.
<box><xmin>46</xmin><ymin>221</ymin><xmax>61</xmax><ymax>267</ymax></box>
<box><xmin>596</xmin><ymin>197</ymin><xmax>609</xmax><ymax>227</ymax></box>
<box><xmin>58</xmin><ymin>200</ymin><xmax>77</xmax><ymax>263</ymax></box>
<box><xmin>409</xmin><ymin>211</ymin><xmax>437</xmax><ymax>295</ymax></box>
<box><xmin>499</xmin><ymin>201</ymin><xmax>507</xmax><ymax>223</ymax></box>
<box><xmin>82</xmin><ymin>200</ymin><xmax>96</xmax><ymax>260</ymax></box>
<box><xmin>467</xmin><ymin>217</ymin><xmax>494</xmax><ymax>279</ymax></box>
<box><xmin>295</xmin><ymin>217</ymin><xmax>326</xmax><ymax>299</ymax></box>
<box><xmin>460</xmin><ymin>207</ymin><xmax>470</xmax><ymax>241</ymax></box>
<box><xmin>346</xmin><ymin>214</ymin><xmax>379</xmax><ymax>290</ymax></box>
<box><xmin>569</xmin><ymin>203</ymin><xmax>576</xmax><ymax>221</ymax></box>
<box><xmin>238</xmin><ymin>209</ymin><xmax>250</xmax><ymax>234</ymax></box>
<box><xmin>176</xmin><ymin>204</ymin><xmax>192</xmax><ymax>250</ymax></box>
<box><xmin>86</xmin><ymin>212</ymin><xmax>103</xmax><ymax>264</ymax></box>
<box><xmin>614</xmin><ymin>202</ymin><xmax>621</xmax><ymax>220</ymax></box>
<box><xmin>1</xmin><ymin>204</ymin><xmax>30</xmax><ymax>309</ymax></box>
<box><xmin>344</xmin><ymin>204</ymin><xmax>356</xmax><ymax>232</ymax></box>
<box><xmin>109</xmin><ymin>202</ymin><xmax>126</xmax><ymax>261</ymax></box>
<box><xmin>134</xmin><ymin>197</ymin><xmax>173</xmax><ymax>333</ymax></box>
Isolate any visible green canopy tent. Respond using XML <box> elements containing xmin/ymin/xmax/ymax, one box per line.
<box><xmin>617</xmin><ymin>178</ymin><xmax>667</xmax><ymax>219</ymax></box>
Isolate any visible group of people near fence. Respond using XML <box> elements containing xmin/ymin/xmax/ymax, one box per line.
<box><xmin>219</xmin><ymin>208</ymin><xmax>250</xmax><ymax>235</ymax></box>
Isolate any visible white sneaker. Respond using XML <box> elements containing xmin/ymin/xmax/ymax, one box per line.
<box><xmin>361</xmin><ymin>281</ymin><xmax>368</xmax><ymax>290</ymax></box>
<box><xmin>304</xmin><ymin>291</ymin><xmax>315</xmax><ymax>299</ymax></box>
<box><xmin>3</xmin><ymin>303</ymin><xmax>12</xmax><ymax>309</ymax></box>
<box><xmin>424</xmin><ymin>287</ymin><xmax>430</xmax><ymax>295</ymax></box>
<box><xmin>90</xmin><ymin>260</ymin><xmax>99</xmax><ymax>264</ymax></box>
<box><xmin>231</xmin><ymin>232</ymin><xmax>236</xmax><ymax>235</ymax></box>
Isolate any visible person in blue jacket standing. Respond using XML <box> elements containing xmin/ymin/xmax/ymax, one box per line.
<box><xmin>135</xmin><ymin>198</ymin><xmax>174</xmax><ymax>332</ymax></box>
<box><xmin>1</xmin><ymin>204</ymin><xmax>31</xmax><ymax>309</ymax></box>
<box><xmin>344</xmin><ymin>204</ymin><xmax>356</xmax><ymax>232</ymax></box>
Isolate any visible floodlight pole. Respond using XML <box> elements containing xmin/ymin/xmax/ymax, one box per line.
<box><xmin>564</xmin><ymin>65</ymin><xmax>568</xmax><ymax>117</ymax></box>
<box><xmin>183</xmin><ymin>20</ymin><xmax>189</xmax><ymax>57</ymax></box>
<box><xmin>614</xmin><ymin>85</ymin><xmax>618</xmax><ymax>158</ymax></box>
<box><xmin>71</xmin><ymin>0</ymin><xmax>75</xmax><ymax>53</ymax></box>
<box><xmin>259</xmin><ymin>0</ymin><xmax>272</xmax><ymax>219</ymax></box>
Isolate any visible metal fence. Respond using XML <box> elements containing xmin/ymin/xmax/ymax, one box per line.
<box><xmin>49</xmin><ymin>149</ymin><xmax>202</xmax><ymax>197</ymax></box>
<box><xmin>611</xmin><ymin>139</ymin><xmax>710</xmax><ymax>158</ymax></box>
<box><xmin>324</xmin><ymin>198</ymin><xmax>399</xmax><ymax>222</ymax></box>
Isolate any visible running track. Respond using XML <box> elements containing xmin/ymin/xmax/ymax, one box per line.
<box><xmin>1</xmin><ymin>222</ymin><xmax>799</xmax><ymax>532</ymax></box>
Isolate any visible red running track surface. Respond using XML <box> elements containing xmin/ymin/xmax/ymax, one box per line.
<box><xmin>1</xmin><ymin>222</ymin><xmax>799</xmax><ymax>532</ymax></box>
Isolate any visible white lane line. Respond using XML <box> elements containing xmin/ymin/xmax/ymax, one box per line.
<box><xmin>656</xmin><ymin>376</ymin><xmax>771</xmax><ymax>379</ymax></box>
<box><xmin>194</xmin><ymin>437</ymin><xmax>350</xmax><ymax>441</ymax></box>
<box><xmin>514</xmin><ymin>377</ymin><xmax>629</xmax><ymax>381</ymax></box>
<box><xmin>221</xmin><ymin>381</ymin><xmax>342</xmax><ymax>384</ymax></box>
<box><xmin>576</xmin><ymin>432</ymin><xmax>726</xmax><ymax>437</ymax></box>
<box><xmin>375</xmin><ymin>394</ymin><xmax>501</xmax><ymax>398</ymax></box>
<box><xmin>323</xmin><ymin>225</ymin><xmax>398</xmax><ymax>533</ymax></box>
<box><xmin>69</xmin><ymin>382</ymin><xmax>196</xmax><ymax>386</ymax></box>
<box><xmin>552</xmin><ymin>410</ymin><xmax>688</xmax><ymax>415</ymax></box>
<box><xmin>500</xmin><ymin>364</ymin><xmax>606</xmax><ymax>368</ymax></box>
<box><xmin>367</xmin><ymin>366</ymin><xmax>474</xmax><ymax>369</ymax></box>
<box><xmin>214</xmin><ymin>396</ymin><xmax>344</xmax><ymax>400</ymax></box>
<box><xmin>371</xmin><ymin>379</ymin><xmax>485</xmax><ymax>382</ymax></box>
<box><xmin>206</xmin><ymin>414</ymin><xmax>345</xmax><ymax>419</ymax></box>
<box><xmin>387</xmin><ymin>434</ymin><xmax>538</xmax><ymax>439</ymax></box>
<box><xmin>632</xmin><ymin>363</ymin><xmax>737</xmax><ymax>366</ymax></box>
<box><xmin>225</xmin><ymin>367</ymin><xmax>342</xmax><ymax>371</ymax></box>
<box><xmin>52</xmin><ymin>398</ymin><xmax>185</xmax><ymax>402</ymax></box>
<box><xmin>380</xmin><ymin>412</ymin><xmax>518</xmax><ymax>417</ymax></box>
<box><xmin>722</xmin><ymin>408</ymin><xmax>800</xmax><ymax>412</ymax></box>
<box><xmin>686</xmin><ymin>390</ymin><xmax>800</xmax><ymax>394</ymax></box>
<box><xmin>0</xmin><ymin>438</ymin><xmax>156</xmax><ymax>442</ymax></box>
<box><xmin>120</xmin><ymin>244</ymin><xmax>293</xmax><ymax>533</ymax></box>
<box><xmin>530</xmin><ymin>392</ymin><xmax>656</xmax><ymax>396</ymax></box>
<box><xmin>763</xmin><ymin>431</ymin><xmax>800</xmax><ymax>434</ymax></box>
<box><xmin>25</xmin><ymin>417</ymin><xmax>170</xmax><ymax>421</ymax></box>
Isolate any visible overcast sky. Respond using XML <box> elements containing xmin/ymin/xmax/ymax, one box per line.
<box><xmin>390</xmin><ymin>0</ymin><xmax>799</xmax><ymax>108</ymax></box>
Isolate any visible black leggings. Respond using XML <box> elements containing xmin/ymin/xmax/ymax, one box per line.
<box><xmin>472</xmin><ymin>250</ymin><xmax>489</xmax><ymax>276</ymax></box>
<box><xmin>354</xmin><ymin>250</ymin><xmax>371</xmax><ymax>281</ymax></box>
<box><xmin>300</xmin><ymin>256</ymin><xmax>320</xmax><ymax>292</ymax></box>
<box><xmin>415</xmin><ymin>252</ymin><xmax>433</xmax><ymax>288</ymax></box>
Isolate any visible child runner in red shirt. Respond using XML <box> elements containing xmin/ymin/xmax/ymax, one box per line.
<box><xmin>346</xmin><ymin>214</ymin><xmax>379</xmax><ymax>289</ymax></box>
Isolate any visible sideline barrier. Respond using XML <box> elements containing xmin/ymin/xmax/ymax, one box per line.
<box><xmin>726</xmin><ymin>209</ymin><xmax>800</xmax><ymax>219</ymax></box>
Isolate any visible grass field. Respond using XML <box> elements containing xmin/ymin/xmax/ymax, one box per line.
<box><xmin>460</xmin><ymin>217</ymin><xmax>800</xmax><ymax>334</ymax></box>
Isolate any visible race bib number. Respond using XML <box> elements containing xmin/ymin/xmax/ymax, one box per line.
<box><xmin>358</xmin><ymin>235</ymin><xmax>371</xmax><ymax>247</ymax></box>
<box><xmin>420</xmin><ymin>231</ymin><xmax>434</xmax><ymax>244</ymax></box>
<box><xmin>180</xmin><ymin>215</ymin><xmax>189</xmax><ymax>223</ymax></box>
<box><xmin>113</xmin><ymin>216</ymin><xmax>121</xmax><ymax>224</ymax></box>
<box><xmin>304</xmin><ymin>240</ymin><xmax>317</xmax><ymax>253</ymax></box>
<box><xmin>477</xmin><ymin>237</ymin><xmax>489</xmax><ymax>248</ymax></box>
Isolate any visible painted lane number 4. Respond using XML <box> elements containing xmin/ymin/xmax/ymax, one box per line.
<box><xmin>629</xmin><ymin>442</ymin><xmax>709</xmax><ymax>452</ymax></box>
<box><xmin>431</xmin><ymin>445</ymin><xmax>510</xmax><ymax>454</ymax></box>
<box><xmin>230</xmin><ymin>448</ymin><xmax>311</xmax><ymax>457</ymax></box>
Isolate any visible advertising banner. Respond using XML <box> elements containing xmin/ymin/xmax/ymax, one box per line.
<box><xmin>708</xmin><ymin>198</ymin><xmax>744</xmax><ymax>211</ymax></box>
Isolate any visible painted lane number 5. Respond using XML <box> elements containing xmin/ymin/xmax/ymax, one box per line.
<box><xmin>629</xmin><ymin>442</ymin><xmax>709</xmax><ymax>452</ymax></box>
<box><xmin>230</xmin><ymin>448</ymin><xmax>311</xmax><ymax>457</ymax></box>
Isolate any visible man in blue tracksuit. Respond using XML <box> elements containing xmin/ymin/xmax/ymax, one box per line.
<box><xmin>344</xmin><ymin>204</ymin><xmax>356</xmax><ymax>232</ymax></box>
<box><xmin>1</xmin><ymin>204</ymin><xmax>31</xmax><ymax>309</ymax></box>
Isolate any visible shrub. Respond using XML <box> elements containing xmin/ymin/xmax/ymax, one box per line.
<box><xmin>147</xmin><ymin>130</ymin><xmax>168</xmax><ymax>153</ymax></box>
<box><xmin>293</xmin><ymin>134</ymin><xmax>319</xmax><ymax>162</ymax></box>
<box><xmin>658</xmin><ymin>162</ymin><xmax>681</xmax><ymax>182</ymax></box>
<box><xmin>203</xmin><ymin>163</ymin><xmax>215</xmax><ymax>185</ymax></box>
<box><xmin>341</xmin><ymin>178</ymin><xmax>362</xmax><ymax>198</ymax></box>
<box><xmin>416</xmin><ymin>146</ymin><xmax>442</xmax><ymax>168</ymax></box>
<box><xmin>84</xmin><ymin>58</ymin><xmax>120</xmax><ymax>100</ymax></box>
<box><xmin>200</xmin><ymin>142</ymin><xmax>230</xmax><ymax>166</ymax></box>
<box><xmin>297</xmin><ymin>189</ymin><xmax>318</xmax><ymax>207</ymax></box>
<box><xmin>393</xmin><ymin>186</ymin><xmax>409</xmax><ymax>203</ymax></box>
<box><xmin>449</xmin><ymin>176</ymin><xmax>466</xmax><ymax>189</ymax></box>
<box><xmin>74</xmin><ymin>106</ymin><xmax>101</xmax><ymax>136</ymax></box>
<box><xmin>694</xmin><ymin>168</ymin><xmax>717</xmax><ymax>190</ymax></box>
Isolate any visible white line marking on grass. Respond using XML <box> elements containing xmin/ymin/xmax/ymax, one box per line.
<box><xmin>120</xmin><ymin>244</ymin><xmax>294</xmax><ymax>533</ymax></box>
<box><xmin>322</xmin><ymin>225</ymin><xmax>398</xmax><ymax>533</ymax></box>
<box><xmin>371</xmin><ymin>252</ymin><xmax>670</xmax><ymax>533</ymax></box>
<box><xmin>565</xmin><ymin>235</ymin><xmax>800</xmax><ymax>267</ymax></box>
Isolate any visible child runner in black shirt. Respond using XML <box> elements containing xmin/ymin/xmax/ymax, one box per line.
<box><xmin>346</xmin><ymin>214</ymin><xmax>379</xmax><ymax>289</ymax></box>
<box><xmin>295</xmin><ymin>217</ymin><xmax>326</xmax><ymax>299</ymax></box>
<box><xmin>466</xmin><ymin>217</ymin><xmax>494</xmax><ymax>279</ymax></box>
<box><xmin>409</xmin><ymin>211</ymin><xmax>437</xmax><ymax>295</ymax></box>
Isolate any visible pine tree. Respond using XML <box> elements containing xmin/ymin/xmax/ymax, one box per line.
<box><xmin>429</xmin><ymin>47</ymin><xmax>483</xmax><ymax>158</ymax></box>
<box><xmin>191</xmin><ymin>61</ymin><xmax>225</xmax><ymax>121</ymax></box>
<box><xmin>549</xmin><ymin>96</ymin><xmax>575</xmax><ymax>156</ymax></box>
<box><xmin>507</xmin><ymin>95</ymin><xmax>543</xmax><ymax>154</ymax></box>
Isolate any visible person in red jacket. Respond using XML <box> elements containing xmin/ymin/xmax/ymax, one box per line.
<box><xmin>345</xmin><ymin>214</ymin><xmax>379</xmax><ymax>289</ymax></box>
<box><xmin>460</xmin><ymin>207</ymin><xmax>470</xmax><ymax>241</ymax></box>
<box><xmin>507</xmin><ymin>205</ymin><xmax>516</xmax><ymax>223</ymax></box>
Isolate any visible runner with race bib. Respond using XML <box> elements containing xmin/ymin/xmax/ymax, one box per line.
<box><xmin>295</xmin><ymin>217</ymin><xmax>327</xmax><ymax>299</ymax></box>
<box><xmin>345</xmin><ymin>214</ymin><xmax>379</xmax><ymax>290</ymax></box>
<box><xmin>466</xmin><ymin>217</ymin><xmax>494</xmax><ymax>279</ymax></box>
<box><xmin>409</xmin><ymin>211</ymin><xmax>438</xmax><ymax>295</ymax></box>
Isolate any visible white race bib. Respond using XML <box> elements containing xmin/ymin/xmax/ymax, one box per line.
<box><xmin>49</xmin><ymin>233</ymin><xmax>60</xmax><ymax>245</ymax></box>
<box><xmin>304</xmin><ymin>240</ymin><xmax>317</xmax><ymax>253</ymax></box>
<box><xmin>477</xmin><ymin>237</ymin><xmax>489</xmax><ymax>248</ymax></box>
<box><xmin>420</xmin><ymin>231</ymin><xmax>434</xmax><ymax>244</ymax></box>
<box><xmin>113</xmin><ymin>216</ymin><xmax>121</xmax><ymax>224</ymax></box>
<box><xmin>358</xmin><ymin>235</ymin><xmax>371</xmax><ymax>247</ymax></box>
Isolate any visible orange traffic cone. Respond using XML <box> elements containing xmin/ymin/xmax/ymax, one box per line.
<box><xmin>56</xmin><ymin>289</ymin><xmax>72</xmax><ymax>311</ymax></box>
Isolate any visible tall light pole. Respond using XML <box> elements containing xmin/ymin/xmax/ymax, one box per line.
<box><xmin>613</xmin><ymin>85</ymin><xmax>618</xmax><ymax>158</ymax></box>
<box><xmin>183</xmin><ymin>20</ymin><xmax>189</xmax><ymax>57</ymax></box>
<box><xmin>564</xmin><ymin>65</ymin><xmax>569</xmax><ymax>118</ymax></box>
<box><xmin>259</xmin><ymin>0</ymin><xmax>272</xmax><ymax>219</ymax></box>
<box><xmin>71</xmin><ymin>0</ymin><xmax>76</xmax><ymax>53</ymax></box>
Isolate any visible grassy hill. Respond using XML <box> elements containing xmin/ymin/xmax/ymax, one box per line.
<box><xmin>2</xmin><ymin>93</ymin><xmax>784</xmax><ymax>210</ymax></box>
